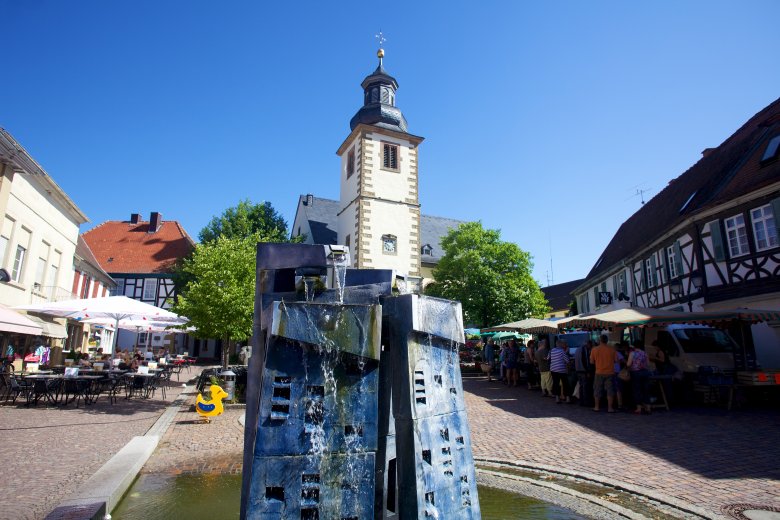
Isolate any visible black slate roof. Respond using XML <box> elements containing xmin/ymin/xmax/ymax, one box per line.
<box><xmin>541</xmin><ymin>279</ymin><xmax>584</xmax><ymax>312</ymax></box>
<box><xmin>586</xmin><ymin>97</ymin><xmax>780</xmax><ymax>281</ymax></box>
<box><xmin>297</xmin><ymin>196</ymin><xmax>340</xmax><ymax>245</ymax></box>
<box><xmin>295</xmin><ymin>195</ymin><xmax>464</xmax><ymax>263</ymax></box>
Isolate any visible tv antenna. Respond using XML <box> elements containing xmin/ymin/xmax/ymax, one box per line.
<box><xmin>624</xmin><ymin>183</ymin><xmax>652</xmax><ymax>205</ymax></box>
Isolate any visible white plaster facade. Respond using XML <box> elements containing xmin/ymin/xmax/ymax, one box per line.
<box><xmin>0</xmin><ymin>130</ymin><xmax>87</xmax><ymax>310</ymax></box>
<box><xmin>336</xmin><ymin>124</ymin><xmax>423</xmax><ymax>277</ymax></box>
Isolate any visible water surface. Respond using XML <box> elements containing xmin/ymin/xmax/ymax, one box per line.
<box><xmin>113</xmin><ymin>474</ymin><xmax>586</xmax><ymax>519</ymax></box>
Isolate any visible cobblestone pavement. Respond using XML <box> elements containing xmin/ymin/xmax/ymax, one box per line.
<box><xmin>463</xmin><ymin>377</ymin><xmax>780</xmax><ymax>519</ymax></box>
<box><xmin>141</xmin><ymin>402</ymin><xmax>245</xmax><ymax>476</ymax></box>
<box><xmin>0</xmin><ymin>381</ymin><xmax>185</xmax><ymax>520</ymax></box>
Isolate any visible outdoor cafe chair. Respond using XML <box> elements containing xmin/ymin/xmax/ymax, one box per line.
<box><xmin>1</xmin><ymin>372</ymin><xmax>33</xmax><ymax>404</ymax></box>
<box><xmin>102</xmin><ymin>374</ymin><xmax>126</xmax><ymax>405</ymax></box>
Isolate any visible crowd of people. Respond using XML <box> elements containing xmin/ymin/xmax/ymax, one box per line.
<box><xmin>480</xmin><ymin>334</ymin><xmax>666</xmax><ymax>414</ymax></box>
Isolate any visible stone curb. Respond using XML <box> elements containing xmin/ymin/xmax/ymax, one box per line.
<box><xmin>45</xmin><ymin>385</ymin><xmax>198</xmax><ymax>520</ymax></box>
<box><xmin>475</xmin><ymin>457</ymin><xmax>715</xmax><ymax>520</ymax></box>
<box><xmin>477</xmin><ymin>468</ymin><xmax>650</xmax><ymax>519</ymax></box>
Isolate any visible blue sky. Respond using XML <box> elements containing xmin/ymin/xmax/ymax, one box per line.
<box><xmin>3</xmin><ymin>1</ymin><xmax>779</xmax><ymax>285</ymax></box>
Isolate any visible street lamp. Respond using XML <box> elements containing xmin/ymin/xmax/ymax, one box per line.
<box><xmin>669</xmin><ymin>271</ymin><xmax>703</xmax><ymax>311</ymax></box>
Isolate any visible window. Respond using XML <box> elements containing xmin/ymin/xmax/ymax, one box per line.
<box><xmin>645</xmin><ymin>258</ymin><xmax>655</xmax><ymax>288</ymax></box>
<box><xmin>49</xmin><ymin>251</ymin><xmax>60</xmax><ymax>296</ymax></box>
<box><xmin>143</xmin><ymin>279</ymin><xmax>157</xmax><ymax>300</ymax></box>
<box><xmin>0</xmin><ymin>216</ymin><xmax>13</xmax><ymax>267</ymax></box>
<box><xmin>724</xmin><ymin>214</ymin><xmax>749</xmax><ymax>257</ymax></box>
<box><xmin>382</xmin><ymin>143</ymin><xmax>399</xmax><ymax>170</ymax></box>
<box><xmin>347</xmin><ymin>148</ymin><xmax>355</xmax><ymax>178</ymax></box>
<box><xmin>751</xmin><ymin>205</ymin><xmax>777</xmax><ymax>251</ymax></box>
<box><xmin>666</xmin><ymin>246</ymin><xmax>678</xmax><ymax>278</ymax></box>
<box><xmin>35</xmin><ymin>257</ymin><xmax>46</xmax><ymax>288</ymax></box>
<box><xmin>345</xmin><ymin>234</ymin><xmax>350</xmax><ymax>251</ymax></box>
<box><xmin>138</xmin><ymin>332</ymin><xmax>148</xmax><ymax>345</ymax></box>
<box><xmin>761</xmin><ymin>135</ymin><xmax>780</xmax><ymax>164</ymax></box>
<box><xmin>619</xmin><ymin>271</ymin><xmax>628</xmax><ymax>297</ymax></box>
<box><xmin>81</xmin><ymin>275</ymin><xmax>92</xmax><ymax>298</ymax></box>
<box><xmin>421</xmin><ymin>244</ymin><xmax>433</xmax><ymax>256</ymax></box>
<box><xmin>112</xmin><ymin>279</ymin><xmax>125</xmax><ymax>297</ymax></box>
<box><xmin>579</xmin><ymin>293</ymin><xmax>590</xmax><ymax>313</ymax></box>
<box><xmin>12</xmin><ymin>245</ymin><xmax>26</xmax><ymax>282</ymax></box>
<box><xmin>382</xmin><ymin>234</ymin><xmax>397</xmax><ymax>255</ymax></box>
<box><xmin>593</xmin><ymin>286</ymin><xmax>600</xmax><ymax>308</ymax></box>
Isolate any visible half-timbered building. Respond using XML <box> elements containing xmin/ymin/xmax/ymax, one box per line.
<box><xmin>82</xmin><ymin>212</ymin><xmax>195</xmax><ymax>352</ymax></box>
<box><xmin>573</xmin><ymin>98</ymin><xmax>780</xmax><ymax>368</ymax></box>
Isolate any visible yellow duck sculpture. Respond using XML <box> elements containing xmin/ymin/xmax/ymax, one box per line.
<box><xmin>195</xmin><ymin>384</ymin><xmax>229</xmax><ymax>423</ymax></box>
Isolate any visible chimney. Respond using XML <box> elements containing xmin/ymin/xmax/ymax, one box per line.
<box><xmin>130</xmin><ymin>213</ymin><xmax>141</xmax><ymax>224</ymax></box>
<box><xmin>701</xmin><ymin>148</ymin><xmax>715</xmax><ymax>158</ymax></box>
<box><xmin>149</xmin><ymin>212</ymin><xmax>162</xmax><ymax>233</ymax></box>
<box><xmin>305</xmin><ymin>194</ymin><xmax>314</xmax><ymax>206</ymax></box>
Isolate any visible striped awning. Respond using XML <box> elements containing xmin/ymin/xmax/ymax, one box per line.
<box><xmin>556</xmin><ymin>307</ymin><xmax>780</xmax><ymax>329</ymax></box>
<box><xmin>24</xmin><ymin>314</ymin><xmax>68</xmax><ymax>338</ymax></box>
<box><xmin>482</xmin><ymin>318</ymin><xmax>558</xmax><ymax>334</ymax></box>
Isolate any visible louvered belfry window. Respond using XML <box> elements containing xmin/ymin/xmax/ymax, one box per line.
<box><xmin>383</xmin><ymin>143</ymin><xmax>399</xmax><ymax>170</ymax></box>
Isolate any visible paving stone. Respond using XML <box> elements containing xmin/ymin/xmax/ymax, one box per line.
<box><xmin>0</xmin><ymin>383</ymin><xmax>185</xmax><ymax>520</ymax></box>
<box><xmin>463</xmin><ymin>377</ymin><xmax>780</xmax><ymax>518</ymax></box>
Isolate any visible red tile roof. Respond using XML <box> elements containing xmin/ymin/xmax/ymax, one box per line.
<box><xmin>587</xmin><ymin>97</ymin><xmax>780</xmax><ymax>281</ymax></box>
<box><xmin>82</xmin><ymin>218</ymin><xmax>195</xmax><ymax>274</ymax></box>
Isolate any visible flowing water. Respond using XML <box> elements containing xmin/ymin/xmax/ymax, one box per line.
<box><xmin>112</xmin><ymin>474</ymin><xmax>587</xmax><ymax>519</ymax></box>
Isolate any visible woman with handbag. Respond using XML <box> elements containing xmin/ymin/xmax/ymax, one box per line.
<box><xmin>627</xmin><ymin>340</ymin><xmax>652</xmax><ymax>415</ymax></box>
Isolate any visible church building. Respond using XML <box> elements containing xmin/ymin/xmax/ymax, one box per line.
<box><xmin>292</xmin><ymin>46</ymin><xmax>463</xmax><ymax>288</ymax></box>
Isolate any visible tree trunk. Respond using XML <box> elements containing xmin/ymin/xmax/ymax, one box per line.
<box><xmin>222</xmin><ymin>336</ymin><xmax>230</xmax><ymax>369</ymax></box>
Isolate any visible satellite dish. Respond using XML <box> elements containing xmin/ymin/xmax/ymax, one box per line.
<box><xmin>0</xmin><ymin>268</ymin><xmax>10</xmax><ymax>283</ymax></box>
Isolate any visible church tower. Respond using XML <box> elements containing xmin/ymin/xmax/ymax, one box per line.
<box><xmin>336</xmin><ymin>43</ymin><xmax>424</xmax><ymax>281</ymax></box>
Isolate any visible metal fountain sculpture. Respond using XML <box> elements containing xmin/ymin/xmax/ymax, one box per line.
<box><xmin>241</xmin><ymin>243</ymin><xmax>481</xmax><ymax>519</ymax></box>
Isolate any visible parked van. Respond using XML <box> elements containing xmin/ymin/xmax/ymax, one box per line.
<box><xmin>642</xmin><ymin>324</ymin><xmax>737</xmax><ymax>375</ymax></box>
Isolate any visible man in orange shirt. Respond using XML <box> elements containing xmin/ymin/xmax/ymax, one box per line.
<box><xmin>590</xmin><ymin>334</ymin><xmax>618</xmax><ymax>412</ymax></box>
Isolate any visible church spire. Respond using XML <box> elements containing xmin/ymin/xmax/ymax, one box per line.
<box><xmin>349</xmin><ymin>33</ymin><xmax>409</xmax><ymax>133</ymax></box>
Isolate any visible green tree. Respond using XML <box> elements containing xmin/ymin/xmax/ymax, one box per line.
<box><xmin>199</xmin><ymin>199</ymin><xmax>294</xmax><ymax>244</ymax></box>
<box><xmin>424</xmin><ymin>221</ymin><xmax>549</xmax><ymax>328</ymax></box>
<box><xmin>172</xmin><ymin>236</ymin><xmax>256</xmax><ymax>368</ymax></box>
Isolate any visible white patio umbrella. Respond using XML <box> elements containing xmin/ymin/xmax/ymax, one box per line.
<box><xmin>15</xmin><ymin>296</ymin><xmax>186</xmax><ymax>354</ymax></box>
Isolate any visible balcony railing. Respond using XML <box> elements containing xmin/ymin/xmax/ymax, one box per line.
<box><xmin>30</xmin><ymin>285</ymin><xmax>78</xmax><ymax>304</ymax></box>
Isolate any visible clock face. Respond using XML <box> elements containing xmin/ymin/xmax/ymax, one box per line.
<box><xmin>383</xmin><ymin>238</ymin><xmax>396</xmax><ymax>252</ymax></box>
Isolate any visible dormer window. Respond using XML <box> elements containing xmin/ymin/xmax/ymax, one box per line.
<box><xmin>421</xmin><ymin>244</ymin><xmax>433</xmax><ymax>256</ymax></box>
<box><xmin>761</xmin><ymin>135</ymin><xmax>780</xmax><ymax>164</ymax></box>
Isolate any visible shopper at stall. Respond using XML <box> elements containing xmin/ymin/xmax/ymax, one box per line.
<box><xmin>591</xmin><ymin>334</ymin><xmax>618</xmax><ymax>412</ymax></box>
<box><xmin>627</xmin><ymin>340</ymin><xmax>652</xmax><ymax>414</ymax></box>
<box><xmin>535</xmin><ymin>339</ymin><xmax>552</xmax><ymax>397</ymax></box>
<box><xmin>523</xmin><ymin>339</ymin><xmax>538</xmax><ymax>389</ymax></box>
<box><xmin>575</xmin><ymin>340</ymin><xmax>594</xmax><ymax>407</ymax></box>
<box><xmin>550</xmin><ymin>339</ymin><xmax>571</xmax><ymax>403</ymax></box>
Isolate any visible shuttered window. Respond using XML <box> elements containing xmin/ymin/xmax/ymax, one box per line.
<box><xmin>383</xmin><ymin>143</ymin><xmax>399</xmax><ymax>170</ymax></box>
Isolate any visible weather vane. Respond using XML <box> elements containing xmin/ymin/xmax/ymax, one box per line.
<box><xmin>375</xmin><ymin>30</ymin><xmax>386</xmax><ymax>50</ymax></box>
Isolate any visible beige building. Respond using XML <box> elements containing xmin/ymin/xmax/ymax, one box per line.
<box><xmin>0</xmin><ymin>128</ymin><xmax>89</xmax><ymax>348</ymax></box>
<box><xmin>292</xmin><ymin>49</ymin><xmax>463</xmax><ymax>287</ymax></box>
